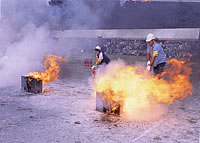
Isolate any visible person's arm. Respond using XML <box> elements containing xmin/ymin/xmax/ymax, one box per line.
<box><xmin>93</xmin><ymin>52</ymin><xmax>103</xmax><ymax>68</ymax></box>
<box><xmin>149</xmin><ymin>56</ymin><xmax>156</xmax><ymax>66</ymax></box>
<box><xmin>146</xmin><ymin>45</ymin><xmax>151</xmax><ymax>63</ymax></box>
<box><xmin>147</xmin><ymin>53</ymin><xmax>151</xmax><ymax>61</ymax></box>
<box><xmin>94</xmin><ymin>58</ymin><xmax>102</xmax><ymax>66</ymax></box>
<box><xmin>150</xmin><ymin>47</ymin><xmax>159</xmax><ymax>66</ymax></box>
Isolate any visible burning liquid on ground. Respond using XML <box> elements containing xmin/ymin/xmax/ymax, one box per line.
<box><xmin>28</xmin><ymin>54</ymin><xmax>66</xmax><ymax>84</ymax></box>
<box><xmin>93</xmin><ymin>59</ymin><xmax>193</xmax><ymax>121</ymax></box>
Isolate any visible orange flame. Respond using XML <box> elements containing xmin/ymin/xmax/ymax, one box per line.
<box><xmin>28</xmin><ymin>55</ymin><xmax>66</xmax><ymax>84</ymax></box>
<box><xmin>94</xmin><ymin>59</ymin><xmax>193</xmax><ymax>118</ymax></box>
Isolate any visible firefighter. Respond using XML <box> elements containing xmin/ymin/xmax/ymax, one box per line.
<box><xmin>146</xmin><ymin>37</ymin><xmax>159</xmax><ymax>65</ymax></box>
<box><xmin>146</xmin><ymin>33</ymin><xmax>166</xmax><ymax>76</ymax></box>
<box><xmin>91</xmin><ymin>46</ymin><xmax>110</xmax><ymax>69</ymax></box>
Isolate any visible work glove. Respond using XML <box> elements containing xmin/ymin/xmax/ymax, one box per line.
<box><xmin>91</xmin><ymin>65</ymin><xmax>97</xmax><ymax>70</ymax></box>
<box><xmin>147</xmin><ymin>61</ymin><xmax>150</xmax><ymax>66</ymax></box>
<box><xmin>146</xmin><ymin>65</ymin><xmax>151</xmax><ymax>71</ymax></box>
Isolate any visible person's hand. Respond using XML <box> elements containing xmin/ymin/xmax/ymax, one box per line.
<box><xmin>146</xmin><ymin>65</ymin><xmax>151</xmax><ymax>71</ymax></box>
<box><xmin>91</xmin><ymin>65</ymin><xmax>97</xmax><ymax>70</ymax></box>
<box><xmin>147</xmin><ymin>61</ymin><xmax>150</xmax><ymax>66</ymax></box>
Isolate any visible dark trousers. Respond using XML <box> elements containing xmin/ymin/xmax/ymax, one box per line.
<box><xmin>153</xmin><ymin>62</ymin><xmax>166</xmax><ymax>76</ymax></box>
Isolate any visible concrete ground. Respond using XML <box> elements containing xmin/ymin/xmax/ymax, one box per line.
<box><xmin>0</xmin><ymin>54</ymin><xmax>200</xmax><ymax>143</ymax></box>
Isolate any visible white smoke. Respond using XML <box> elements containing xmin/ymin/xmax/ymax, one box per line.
<box><xmin>0</xmin><ymin>0</ymin><xmax>59</xmax><ymax>87</ymax></box>
<box><xmin>0</xmin><ymin>1</ymin><xmax>79</xmax><ymax>87</ymax></box>
<box><xmin>0</xmin><ymin>0</ymin><xmax>1</xmax><ymax>20</ymax></box>
<box><xmin>0</xmin><ymin>0</ymin><xmax>120</xmax><ymax>87</ymax></box>
<box><xmin>120</xmin><ymin>0</ymin><xmax>127</xmax><ymax>5</ymax></box>
<box><xmin>0</xmin><ymin>25</ymin><xmax>51</xmax><ymax>87</ymax></box>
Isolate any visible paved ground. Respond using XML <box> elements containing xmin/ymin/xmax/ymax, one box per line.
<box><xmin>0</xmin><ymin>55</ymin><xmax>200</xmax><ymax>143</ymax></box>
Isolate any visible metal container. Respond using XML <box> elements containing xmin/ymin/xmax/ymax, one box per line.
<box><xmin>21</xmin><ymin>76</ymin><xmax>42</xmax><ymax>94</ymax></box>
<box><xmin>96</xmin><ymin>92</ymin><xmax>121</xmax><ymax>115</ymax></box>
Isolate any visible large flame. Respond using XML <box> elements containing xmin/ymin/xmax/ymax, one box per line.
<box><xmin>28</xmin><ymin>54</ymin><xmax>66</xmax><ymax>84</ymax></box>
<box><xmin>94</xmin><ymin>59</ymin><xmax>193</xmax><ymax>119</ymax></box>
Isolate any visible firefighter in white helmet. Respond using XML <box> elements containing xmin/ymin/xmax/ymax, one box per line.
<box><xmin>91</xmin><ymin>45</ymin><xmax>111</xmax><ymax>69</ymax></box>
<box><xmin>146</xmin><ymin>33</ymin><xmax>166</xmax><ymax>76</ymax></box>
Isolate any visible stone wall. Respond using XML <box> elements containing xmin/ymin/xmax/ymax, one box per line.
<box><xmin>99</xmin><ymin>38</ymin><xmax>200</xmax><ymax>59</ymax></box>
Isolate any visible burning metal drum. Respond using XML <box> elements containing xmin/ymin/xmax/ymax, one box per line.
<box><xmin>96</xmin><ymin>92</ymin><xmax>121</xmax><ymax>115</ymax></box>
<box><xmin>21</xmin><ymin>76</ymin><xmax>42</xmax><ymax>94</ymax></box>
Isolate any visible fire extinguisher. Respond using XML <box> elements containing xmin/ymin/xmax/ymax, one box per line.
<box><xmin>93</xmin><ymin>68</ymin><xmax>96</xmax><ymax>79</ymax></box>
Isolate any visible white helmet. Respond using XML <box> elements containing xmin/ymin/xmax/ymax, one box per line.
<box><xmin>146</xmin><ymin>33</ymin><xmax>156</xmax><ymax>42</ymax></box>
<box><xmin>95</xmin><ymin>46</ymin><xmax>101</xmax><ymax>51</ymax></box>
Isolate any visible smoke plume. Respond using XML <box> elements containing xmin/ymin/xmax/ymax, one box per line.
<box><xmin>0</xmin><ymin>0</ymin><xmax>106</xmax><ymax>87</ymax></box>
